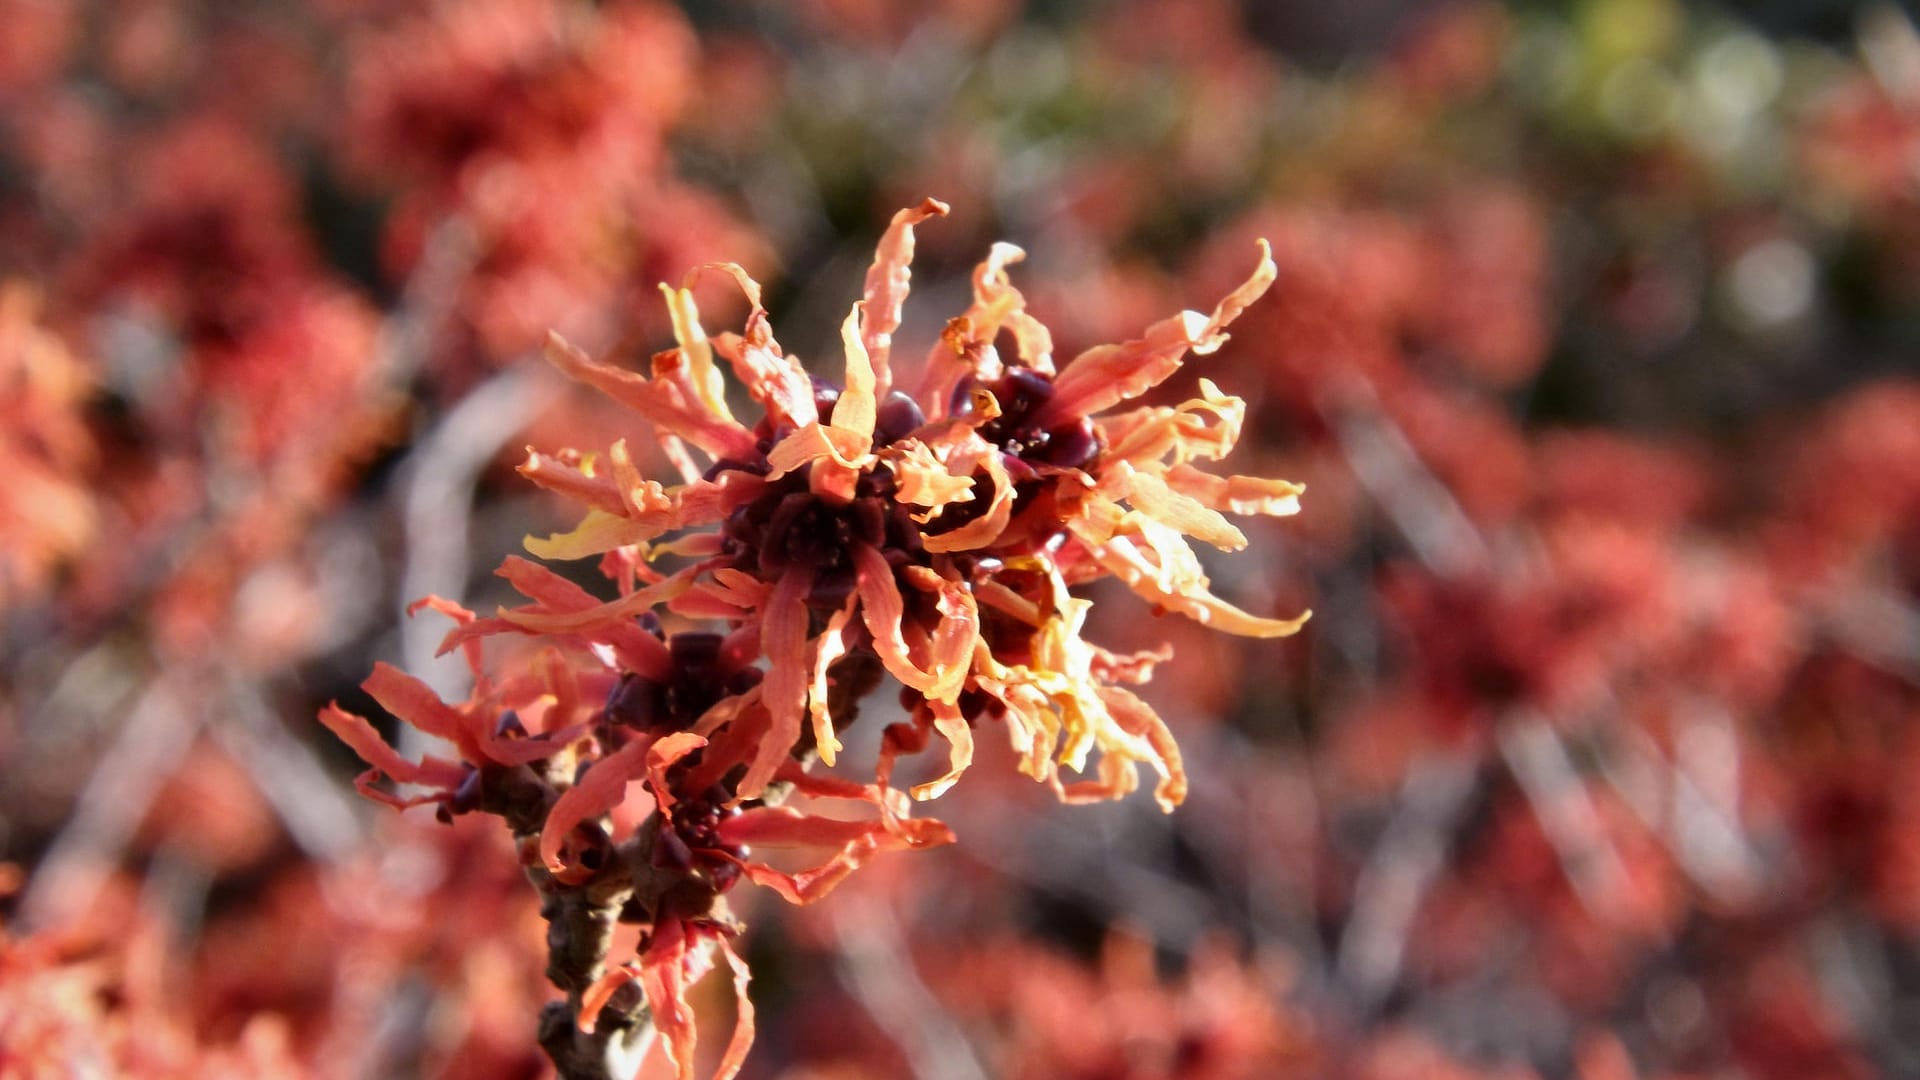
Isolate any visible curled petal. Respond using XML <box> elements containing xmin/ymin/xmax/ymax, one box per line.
<box><xmin>646</xmin><ymin>732</ymin><xmax>710</xmax><ymax>820</ymax></box>
<box><xmin>853</xmin><ymin>544</ymin><xmax>936</xmax><ymax>694</ymax></box>
<box><xmin>696</xmin><ymin>262</ymin><xmax>818</xmax><ymax>429</ymax></box>
<box><xmin>525</xmin><ymin>509</ymin><xmax>667</xmax><ymax>561</ymax></box>
<box><xmin>578</xmin><ymin>962</ymin><xmax>640</xmax><ymax>1034</ymax></box>
<box><xmin>886</xmin><ymin>438</ymin><xmax>976</xmax><ymax>511</ymax></box>
<box><xmin>862</xmin><ymin>197</ymin><xmax>948</xmax><ymax>395</ymax></box>
<box><xmin>497</xmin><ymin>564</ymin><xmax>699</xmax><ymax>637</ymax></box>
<box><xmin>765</xmin><ymin>422</ymin><xmax>873</xmax><ymax>485</ymax></box>
<box><xmin>902</xmin><ymin>565</ymin><xmax>980</xmax><ymax>704</ymax></box>
<box><xmin>809</xmin><ymin>597</ymin><xmax>860</xmax><ymax>766</ymax></box>
<box><xmin>539</xmin><ymin>737</ymin><xmax>653</xmax><ymax>883</ymax></box>
<box><xmin>910</xmin><ymin>698</ymin><xmax>974</xmax><ymax>801</ymax></box>
<box><xmin>363</xmin><ymin>662</ymin><xmax>485</xmax><ymax>763</ymax></box>
<box><xmin>921</xmin><ymin>450</ymin><xmax>1014</xmax><ymax>552</ymax></box>
<box><xmin>1039</xmin><ymin>240</ymin><xmax>1275</xmax><ymax>426</ymax></box>
<box><xmin>1080</xmin><ymin>518</ymin><xmax>1311</xmax><ymax>638</ymax></box>
<box><xmin>408</xmin><ymin>595</ymin><xmax>487</xmax><ymax>682</ymax></box>
<box><xmin>1090</xmin><ymin>642</ymin><xmax>1174</xmax><ymax>685</ymax></box>
<box><xmin>1097</xmin><ymin>684</ymin><xmax>1188</xmax><ymax>811</ymax></box>
<box><xmin>637</xmin><ymin>917</ymin><xmax>698</xmax><ymax>1080</ymax></box>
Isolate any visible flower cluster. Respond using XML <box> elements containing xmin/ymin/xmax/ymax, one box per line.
<box><xmin>321</xmin><ymin>200</ymin><xmax>1305</xmax><ymax>1077</ymax></box>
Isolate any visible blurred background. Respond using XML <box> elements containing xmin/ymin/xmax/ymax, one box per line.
<box><xmin>4</xmin><ymin>0</ymin><xmax>1920</xmax><ymax>1076</ymax></box>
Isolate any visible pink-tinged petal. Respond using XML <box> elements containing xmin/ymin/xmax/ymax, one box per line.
<box><xmin>498</xmin><ymin>564</ymin><xmax>698</xmax><ymax>637</ymax></box>
<box><xmin>1038</xmin><ymin>240</ymin><xmax>1275</xmax><ymax>426</ymax></box>
<box><xmin>408</xmin><ymin>595</ymin><xmax>487</xmax><ymax>681</ymax></box>
<box><xmin>319</xmin><ymin>704</ymin><xmax>468</xmax><ymax>792</ymax></box>
<box><xmin>808</xmin><ymin>597</ymin><xmax>859</xmax><ymax>766</ymax></box>
<box><xmin>696</xmin><ymin>262</ymin><xmax>817</xmax><ymax>429</ymax></box>
<box><xmin>674</xmin><ymin>469</ymin><xmax>768</xmax><ymax>526</ymax></box>
<box><xmin>636</xmin><ymin>917</ymin><xmax>698</xmax><ymax>1080</ymax></box>
<box><xmin>577</xmin><ymin>962</ymin><xmax>639</xmax><ymax>1034</ymax></box>
<box><xmin>717</xmin><ymin>807</ymin><xmax>955</xmax><ymax>905</ymax></box>
<box><xmin>363</xmin><ymin>662</ymin><xmax>481</xmax><ymax>761</ymax></box>
<box><xmin>646</xmin><ymin>732</ymin><xmax>709</xmax><ymax>820</ymax></box>
<box><xmin>861</xmin><ymin>198</ymin><xmax>949</xmax><ymax>395</ymax></box>
<box><xmin>832</xmin><ymin>302</ymin><xmax>877</xmax><ymax>446</ymax></box>
<box><xmin>518</xmin><ymin>448</ymin><xmax>627</xmax><ymax>515</ymax></box>
<box><xmin>713</xmin><ymin>934</ymin><xmax>756</xmax><ymax>1080</ymax></box>
<box><xmin>670</xmin><ymin>566</ymin><xmax>769</xmax><ymax>618</ymax></box>
<box><xmin>434</xmin><ymin>615</ymin><xmax>525</xmax><ymax>659</ymax></box>
<box><xmin>545</xmin><ymin>331</ymin><xmax>757</xmax><ymax>462</ymax></box>
<box><xmin>539</xmin><ymin>737</ymin><xmax>653</xmax><ymax>883</ymax></box>
<box><xmin>1096</xmin><ymin>685</ymin><xmax>1188</xmax><ymax>811</ymax></box>
<box><xmin>658</xmin><ymin>284</ymin><xmax>734</xmax><ymax>424</ymax></box>
<box><xmin>739</xmin><ymin>568</ymin><xmax>814</xmax><ymax>800</ymax></box>
<box><xmin>1123</xmin><ymin>465</ymin><xmax>1248</xmax><ymax>551</ymax></box>
<box><xmin>922</xmin><ymin>450</ymin><xmax>1014</xmax><ymax>552</ymax></box>
<box><xmin>1089</xmin><ymin>642</ymin><xmax>1174</xmax><ymax>685</ymax></box>
<box><xmin>720</xmin><ymin>807</ymin><xmax>891</xmax><ymax>848</ymax></box>
<box><xmin>853</xmin><ymin>544</ymin><xmax>936</xmax><ymax>694</ymax></box>
<box><xmin>656</xmin><ymin>431</ymin><xmax>702</xmax><ymax>484</ymax></box>
<box><xmin>1162</xmin><ymin>464</ymin><xmax>1304</xmax><ymax>516</ymax></box>
<box><xmin>910</xmin><ymin>699</ymin><xmax>973</xmax><ymax>801</ymax></box>
<box><xmin>684</xmin><ymin>694</ymin><xmax>764</xmax><ymax>794</ymax></box>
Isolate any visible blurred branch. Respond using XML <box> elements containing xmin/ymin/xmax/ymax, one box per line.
<box><xmin>396</xmin><ymin>362</ymin><xmax>562</xmax><ymax>708</ymax></box>
<box><xmin>19</xmin><ymin>678</ymin><xmax>196</xmax><ymax>931</ymax></box>
<box><xmin>1498</xmin><ymin>712</ymin><xmax>1640</xmax><ymax>930</ymax></box>
<box><xmin>1335</xmin><ymin>746</ymin><xmax>1480</xmax><ymax>1013</ymax></box>
<box><xmin>833</xmin><ymin>891</ymin><xmax>990</xmax><ymax>1080</ymax></box>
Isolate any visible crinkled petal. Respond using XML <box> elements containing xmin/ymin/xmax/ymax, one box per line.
<box><xmin>646</xmin><ymin>732</ymin><xmax>709</xmax><ymax>820</ymax></box>
<box><xmin>519</xmin><ymin>448</ymin><xmax>627</xmax><ymax>515</ymax></box>
<box><xmin>713</xmin><ymin>933</ymin><xmax>756</xmax><ymax>1080</ymax></box>
<box><xmin>717</xmin><ymin>807</ymin><xmax>954</xmax><ymax>905</ymax></box>
<box><xmin>659</xmin><ymin>284</ymin><xmax>734</xmax><ymax>425</ymax></box>
<box><xmin>696</xmin><ymin>263</ymin><xmax>818</xmax><ymax>429</ymax></box>
<box><xmin>910</xmin><ymin>698</ymin><xmax>974</xmax><ymax>801</ymax></box>
<box><xmin>921</xmin><ymin>450</ymin><xmax>1014</xmax><ymax>552</ymax></box>
<box><xmin>1123</xmin><ymin>464</ymin><xmax>1248</xmax><ymax>551</ymax></box>
<box><xmin>1162</xmin><ymin>464</ymin><xmax>1304</xmax><ymax>516</ymax></box>
<box><xmin>637</xmin><ymin>917</ymin><xmax>699</xmax><ymax>1080</ymax></box>
<box><xmin>1040</xmin><ymin>240</ymin><xmax>1275</xmax><ymax>426</ymax></box>
<box><xmin>808</xmin><ymin>596</ymin><xmax>860</xmax><ymax>767</ymax></box>
<box><xmin>861</xmin><ymin>197</ymin><xmax>949</xmax><ymax>395</ymax></box>
<box><xmin>318</xmin><ymin>704</ymin><xmax>468</xmax><ymax>793</ymax></box>
<box><xmin>832</xmin><ymin>302</ymin><xmax>877</xmax><ymax>446</ymax></box>
<box><xmin>1079</xmin><ymin>518</ymin><xmax>1311</xmax><ymax>638</ymax></box>
<box><xmin>545</xmin><ymin>331</ymin><xmax>757</xmax><ymax>461</ymax></box>
<box><xmin>739</xmin><ymin>569</ymin><xmax>813</xmax><ymax>800</ymax></box>
<box><xmin>853</xmin><ymin>544</ymin><xmax>937</xmax><ymax>694</ymax></box>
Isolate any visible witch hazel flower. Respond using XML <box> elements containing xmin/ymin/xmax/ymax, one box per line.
<box><xmin>322</xmin><ymin>200</ymin><xmax>1307</xmax><ymax>1079</ymax></box>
